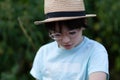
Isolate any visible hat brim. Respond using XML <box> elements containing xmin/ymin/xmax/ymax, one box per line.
<box><xmin>34</xmin><ymin>14</ymin><xmax>96</xmax><ymax>25</ymax></box>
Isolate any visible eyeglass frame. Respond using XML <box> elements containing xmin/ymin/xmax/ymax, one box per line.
<box><xmin>49</xmin><ymin>29</ymin><xmax>80</xmax><ymax>40</ymax></box>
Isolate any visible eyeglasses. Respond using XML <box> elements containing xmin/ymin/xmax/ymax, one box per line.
<box><xmin>49</xmin><ymin>29</ymin><xmax>80</xmax><ymax>40</ymax></box>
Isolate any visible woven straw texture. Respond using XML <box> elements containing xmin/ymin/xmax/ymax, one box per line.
<box><xmin>45</xmin><ymin>0</ymin><xmax>85</xmax><ymax>14</ymax></box>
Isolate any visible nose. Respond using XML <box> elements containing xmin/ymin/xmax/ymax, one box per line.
<box><xmin>61</xmin><ymin>36</ymin><xmax>70</xmax><ymax>43</ymax></box>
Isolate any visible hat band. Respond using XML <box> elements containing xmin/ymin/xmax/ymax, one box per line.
<box><xmin>45</xmin><ymin>11</ymin><xmax>86</xmax><ymax>19</ymax></box>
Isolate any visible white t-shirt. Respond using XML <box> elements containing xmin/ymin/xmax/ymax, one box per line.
<box><xmin>30</xmin><ymin>36</ymin><xmax>109</xmax><ymax>80</ymax></box>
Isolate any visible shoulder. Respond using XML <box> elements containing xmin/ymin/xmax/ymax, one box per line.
<box><xmin>41</xmin><ymin>41</ymin><xmax>57</xmax><ymax>49</ymax></box>
<box><xmin>84</xmin><ymin>36</ymin><xmax>106</xmax><ymax>51</ymax></box>
<box><xmin>84</xmin><ymin>37</ymin><xmax>108</xmax><ymax>60</ymax></box>
<box><xmin>33</xmin><ymin>41</ymin><xmax>58</xmax><ymax>61</ymax></box>
<box><xmin>37</xmin><ymin>41</ymin><xmax>58</xmax><ymax>52</ymax></box>
<box><xmin>83</xmin><ymin>36</ymin><xmax>108</xmax><ymax>58</ymax></box>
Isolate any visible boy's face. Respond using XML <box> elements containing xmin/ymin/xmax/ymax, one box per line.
<box><xmin>49</xmin><ymin>22</ymin><xmax>84</xmax><ymax>50</ymax></box>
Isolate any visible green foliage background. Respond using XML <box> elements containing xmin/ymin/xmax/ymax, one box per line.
<box><xmin>0</xmin><ymin>0</ymin><xmax>119</xmax><ymax>80</ymax></box>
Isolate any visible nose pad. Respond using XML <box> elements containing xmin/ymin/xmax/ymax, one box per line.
<box><xmin>61</xmin><ymin>36</ymin><xmax>70</xmax><ymax>43</ymax></box>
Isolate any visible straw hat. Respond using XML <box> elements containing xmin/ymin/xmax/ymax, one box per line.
<box><xmin>34</xmin><ymin>0</ymin><xmax>96</xmax><ymax>25</ymax></box>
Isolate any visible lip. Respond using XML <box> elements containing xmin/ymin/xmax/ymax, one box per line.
<box><xmin>63</xmin><ymin>44</ymin><xmax>73</xmax><ymax>49</ymax></box>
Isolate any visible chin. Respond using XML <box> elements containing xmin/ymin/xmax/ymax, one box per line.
<box><xmin>64</xmin><ymin>46</ymin><xmax>74</xmax><ymax>50</ymax></box>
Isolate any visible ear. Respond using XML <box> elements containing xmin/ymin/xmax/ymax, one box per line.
<box><xmin>84</xmin><ymin>18</ymin><xmax>88</xmax><ymax>25</ymax></box>
<box><xmin>82</xmin><ymin>18</ymin><xmax>88</xmax><ymax>28</ymax></box>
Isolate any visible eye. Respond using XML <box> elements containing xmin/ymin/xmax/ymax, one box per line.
<box><xmin>69</xmin><ymin>30</ymin><xmax>77</xmax><ymax>35</ymax></box>
<box><xmin>54</xmin><ymin>33</ymin><xmax>61</xmax><ymax>37</ymax></box>
<box><xmin>49</xmin><ymin>33</ymin><xmax>62</xmax><ymax>39</ymax></box>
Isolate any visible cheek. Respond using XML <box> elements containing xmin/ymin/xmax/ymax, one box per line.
<box><xmin>72</xmin><ymin>38</ymin><xmax>79</xmax><ymax>44</ymax></box>
<box><xmin>73</xmin><ymin>35</ymin><xmax>82</xmax><ymax>43</ymax></box>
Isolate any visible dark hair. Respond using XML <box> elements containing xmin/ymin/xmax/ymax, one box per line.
<box><xmin>45</xmin><ymin>18</ymin><xmax>87</xmax><ymax>32</ymax></box>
